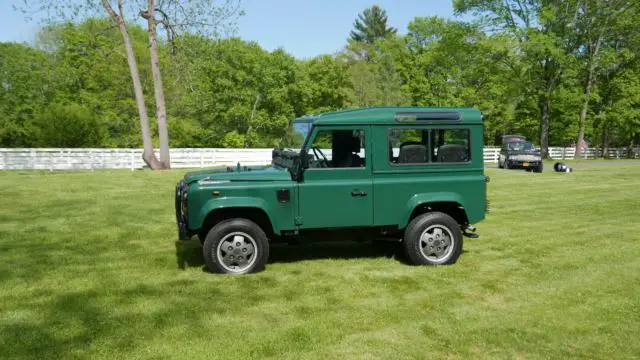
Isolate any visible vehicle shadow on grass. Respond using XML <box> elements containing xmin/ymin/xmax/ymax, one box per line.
<box><xmin>175</xmin><ymin>239</ymin><xmax>205</xmax><ymax>270</ymax></box>
<box><xmin>174</xmin><ymin>239</ymin><xmax>407</xmax><ymax>270</ymax></box>
<box><xmin>268</xmin><ymin>241</ymin><xmax>404</xmax><ymax>264</ymax></box>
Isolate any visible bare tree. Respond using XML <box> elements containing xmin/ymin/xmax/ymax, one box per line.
<box><xmin>102</xmin><ymin>0</ymin><xmax>163</xmax><ymax>169</ymax></box>
<box><xmin>139</xmin><ymin>0</ymin><xmax>243</xmax><ymax>168</ymax></box>
<box><xmin>140</xmin><ymin>0</ymin><xmax>170</xmax><ymax>168</ymax></box>
<box><xmin>18</xmin><ymin>0</ymin><xmax>243</xmax><ymax>169</ymax></box>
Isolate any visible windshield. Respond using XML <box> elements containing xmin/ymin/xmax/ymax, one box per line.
<box><xmin>507</xmin><ymin>141</ymin><xmax>536</xmax><ymax>153</ymax></box>
<box><xmin>278</xmin><ymin>121</ymin><xmax>312</xmax><ymax>151</ymax></box>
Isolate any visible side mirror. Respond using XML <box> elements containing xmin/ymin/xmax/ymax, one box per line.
<box><xmin>300</xmin><ymin>152</ymin><xmax>309</xmax><ymax>169</ymax></box>
<box><xmin>293</xmin><ymin>153</ymin><xmax>309</xmax><ymax>182</ymax></box>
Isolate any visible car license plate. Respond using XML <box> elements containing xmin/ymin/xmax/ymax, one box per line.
<box><xmin>523</xmin><ymin>162</ymin><xmax>529</xmax><ymax>167</ymax></box>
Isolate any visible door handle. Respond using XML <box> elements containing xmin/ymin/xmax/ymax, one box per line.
<box><xmin>351</xmin><ymin>191</ymin><xmax>368</xmax><ymax>197</ymax></box>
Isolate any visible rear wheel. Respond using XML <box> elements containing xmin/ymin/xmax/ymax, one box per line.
<box><xmin>203</xmin><ymin>218</ymin><xmax>269</xmax><ymax>274</ymax></box>
<box><xmin>403</xmin><ymin>212</ymin><xmax>463</xmax><ymax>266</ymax></box>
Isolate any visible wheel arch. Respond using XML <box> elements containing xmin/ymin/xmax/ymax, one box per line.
<box><xmin>400</xmin><ymin>193</ymin><xmax>469</xmax><ymax>230</ymax></box>
<box><xmin>194</xmin><ymin>197</ymin><xmax>279</xmax><ymax>240</ymax></box>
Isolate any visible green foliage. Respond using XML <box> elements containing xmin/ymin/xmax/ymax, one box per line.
<box><xmin>30</xmin><ymin>103</ymin><xmax>104</xmax><ymax>147</ymax></box>
<box><xmin>300</xmin><ymin>55</ymin><xmax>352</xmax><ymax>113</ymax></box>
<box><xmin>1</xmin><ymin>2</ymin><xmax>639</xmax><ymax>152</ymax></box>
<box><xmin>0</xmin><ymin>42</ymin><xmax>53</xmax><ymax>146</ymax></box>
<box><xmin>221</xmin><ymin>130</ymin><xmax>246</xmax><ymax>148</ymax></box>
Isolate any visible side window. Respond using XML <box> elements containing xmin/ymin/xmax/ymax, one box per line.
<box><xmin>308</xmin><ymin>129</ymin><xmax>365</xmax><ymax>168</ymax></box>
<box><xmin>388</xmin><ymin>128</ymin><xmax>428</xmax><ymax>164</ymax></box>
<box><xmin>430</xmin><ymin>129</ymin><xmax>470</xmax><ymax>163</ymax></box>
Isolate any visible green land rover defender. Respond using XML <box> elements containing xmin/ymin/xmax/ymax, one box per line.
<box><xmin>175</xmin><ymin>107</ymin><xmax>488</xmax><ymax>274</ymax></box>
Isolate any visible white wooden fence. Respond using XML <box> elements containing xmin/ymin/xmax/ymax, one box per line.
<box><xmin>482</xmin><ymin>147</ymin><xmax>639</xmax><ymax>163</ymax></box>
<box><xmin>1</xmin><ymin>147</ymin><xmax>638</xmax><ymax>171</ymax></box>
<box><xmin>0</xmin><ymin>148</ymin><xmax>274</xmax><ymax>171</ymax></box>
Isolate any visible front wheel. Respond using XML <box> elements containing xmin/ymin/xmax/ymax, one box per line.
<box><xmin>533</xmin><ymin>162</ymin><xmax>543</xmax><ymax>173</ymax></box>
<box><xmin>203</xmin><ymin>218</ymin><xmax>269</xmax><ymax>274</ymax></box>
<box><xmin>403</xmin><ymin>212</ymin><xmax>463</xmax><ymax>266</ymax></box>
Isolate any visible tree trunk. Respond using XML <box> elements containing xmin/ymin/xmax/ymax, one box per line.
<box><xmin>102</xmin><ymin>0</ymin><xmax>162</xmax><ymax>169</ymax></box>
<box><xmin>145</xmin><ymin>0</ymin><xmax>170</xmax><ymax>169</ymax></box>
<box><xmin>602</xmin><ymin>123</ymin><xmax>609</xmax><ymax>158</ymax></box>
<box><xmin>576</xmin><ymin>36</ymin><xmax>602</xmax><ymax>160</ymax></box>
<box><xmin>539</xmin><ymin>93</ymin><xmax>551</xmax><ymax>159</ymax></box>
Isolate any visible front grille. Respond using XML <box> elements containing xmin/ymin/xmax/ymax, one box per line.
<box><xmin>175</xmin><ymin>180</ymin><xmax>189</xmax><ymax>240</ymax></box>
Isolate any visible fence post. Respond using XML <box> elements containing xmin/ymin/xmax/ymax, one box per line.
<box><xmin>0</xmin><ymin>150</ymin><xmax>4</xmax><ymax>170</ymax></box>
<box><xmin>200</xmin><ymin>152</ymin><xmax>204</xmax><ymax>168</ymax></box>
<box><xmin>131</xmin><ymin>149</ymin><xmax>135</xmax><ymax>171</ymax></box>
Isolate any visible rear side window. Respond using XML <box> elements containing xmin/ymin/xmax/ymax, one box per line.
<box><xmin>388</xmin><ymin>128</ymin><xmax>470</xmax><ymax>165</ymax></box>
<box><xmin>430</xmin><ymin>129</ymin><xmax>470</xmax><ymax>163</ymax></box>
<box><xmin>388</xmin><ymin>129</ymin><xmax>428</xmax><ymax>164</ymax></box>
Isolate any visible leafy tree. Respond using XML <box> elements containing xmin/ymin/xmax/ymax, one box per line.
<box><xmin>572</xmin><ymin>0</ymin><xmax>640</xmax><ymax>157</ymax></box>
<box><xmin>454</xmin><ymin>0</ymin><xmax>580</xmax><ymax>158</ymax></box>
<box><xmin>349</xmin><ymin>5</ymin><xmax>397</xmax><ymax>44</ymax></box>
<box><xmin>2</xmin><ymin>1</ymin><xmax>638</xmax><ymax>154</ymax></box>
<box><xmin>167</xmin><ymin>37</ymin><xmax>303</xmax><ymax>147</ymax></box>
<box><xmin>31</xmin><ymin>103</ymin><xmax>104</xmax><ymax>147</ymax></box>
<box><xmin>300</xmin><ymin>55</ymin><xmax>353</xmax><ymax>113</ymax></box>
<box><xmin>0</xmin><ymin>43</ymin><xmax>52</xmax><ymax>146</ymax></box>
<box><xmin>37</xmin><ymin>20</ymin><xmax>151</xmax><ymax>147</ymax></box>
<box><xmin>18</xmin><ymin>0</ymin><xmax>242</xmax><ymax>169</ymax></box>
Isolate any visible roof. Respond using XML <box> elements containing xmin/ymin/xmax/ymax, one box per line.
<box><xmin>502</xmin><ymin>135</ymin><xmax>527</xmax><ymax>142</ymax></box>
<box><xmin>292</xmin><ymin>107</ymin><xmax>483</xmax><ymax>126</ymax></box>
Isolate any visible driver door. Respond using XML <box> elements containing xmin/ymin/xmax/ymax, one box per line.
<box><xmin>297</xmin><ymin>125</ymin><xmax>373</xmax><ymax>229</ymax></box>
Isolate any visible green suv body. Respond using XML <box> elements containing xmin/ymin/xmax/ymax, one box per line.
<box><xmin>175</xmin><ymin>107</ymin><xmax>487</xmax><ymax>274</ymax></box>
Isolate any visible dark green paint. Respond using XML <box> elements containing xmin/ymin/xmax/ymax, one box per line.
<box><xmin>180</xmin><ymin>107</ymin><xmax>486</xmax><ymax>237</ymax></box>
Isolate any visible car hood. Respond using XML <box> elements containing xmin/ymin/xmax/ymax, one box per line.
<box><xmin>184</xmin><ymin>166</ymin><xmax>292</xmax><ymax>184</ymax></box>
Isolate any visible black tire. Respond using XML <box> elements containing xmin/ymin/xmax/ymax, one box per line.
<box><xmin>498</xmin><ymin>160</ymin><xmax>504</xmax><ymax>169</ymax></box>
<box><xmin>403</xmin><ymin>212</ymin><xmax>463</xmax><ymax>266</ymax></box>
<box><xmin>202</xmin><ymin>218</ymin><xmax>269</xmax><ymax>274</ymax></box>
<box><xmin>533</xmin><ymin>162</ymin><xmax>543</xmax><ymax>173</ymax></box>
<box><xmin>504</xmin><ymin>159</ymin><xmax>511</xmax><ymax>169</ymax></box>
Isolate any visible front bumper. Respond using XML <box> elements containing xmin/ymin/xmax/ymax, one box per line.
<box><xmin>175</xmin><ymin>180</ymin><xmax>190</xmax><ymax>240</ymax></box>
<box><xmin>508</xmin><ymin>160</ymin><xmax>541</xmax><ymax>168</ymax></box>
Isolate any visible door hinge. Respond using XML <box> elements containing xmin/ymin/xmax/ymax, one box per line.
<box><xmin>294</xmin><ymin>216</ymin><xmax>303</xmax><ymax>225</ymax></box>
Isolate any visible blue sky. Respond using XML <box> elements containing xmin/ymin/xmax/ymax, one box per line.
<box><xmin>0</xmin><ymin>0</ymin><xmax>457</xmax><ymax>59</ymax></box>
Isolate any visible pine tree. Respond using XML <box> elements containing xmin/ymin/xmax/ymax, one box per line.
<box><xmin>350</xmin><ymin>5</ymin><xmax>397</xmax><ymax>44</ymax></box>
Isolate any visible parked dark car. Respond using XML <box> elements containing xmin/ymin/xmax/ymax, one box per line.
<box><xmin>498</xmin><ymin>135</ymin><xmax>543</xmax><ymax>172</ymax></box>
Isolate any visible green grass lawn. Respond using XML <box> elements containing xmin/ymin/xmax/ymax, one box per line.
<box><xmin>1</xmin><ymin>165</ymin><xmax>639</xmax><ymax>359</ymax></box>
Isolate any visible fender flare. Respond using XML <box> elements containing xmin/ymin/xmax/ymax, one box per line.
<box><xmin>399</xmin><ymin>192</ymin><xmax>467</xmax><ymax>229</ymax></box>
<box><xmin>192</xmin><ymin>197</ymin><xmax>280</xmax><ymax>235</ymax></box>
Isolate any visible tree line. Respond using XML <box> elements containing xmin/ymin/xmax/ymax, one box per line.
<box><xmin>1</xmin><ymin>1</ymin><xmax>639</xmax><ymax>165</ymax></box>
